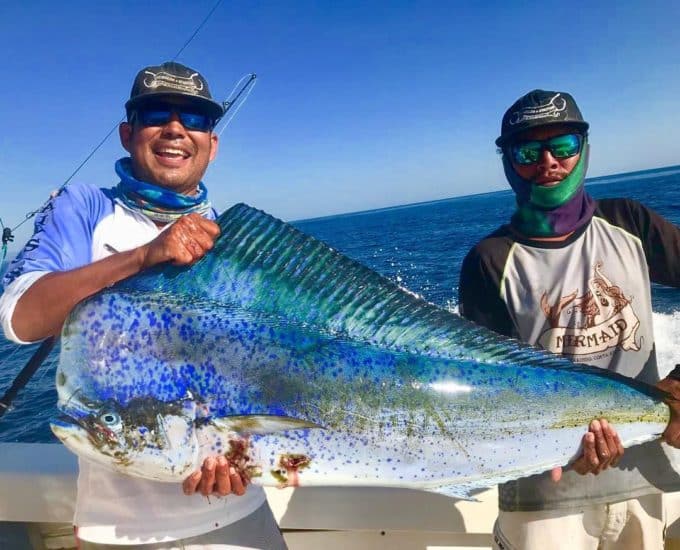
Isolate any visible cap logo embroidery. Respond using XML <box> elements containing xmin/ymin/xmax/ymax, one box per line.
<box><xmin>509</xmin><ymin>93</ymin><xmax>567</xmax><ymax>126</ymax></box>
<box><xmin>142</xmin><ymin>70</ymin><xmax>204</xmax><ymax>94</ymax></box>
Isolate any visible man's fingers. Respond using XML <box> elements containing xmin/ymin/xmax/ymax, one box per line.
<box><xmin>592</xmin><ymin>419</ymin><xmax>612</xmax><ymax>471</ymax></box>
<box><xmin>195</xmin><ymin>216</ymin><xmax>221</xmax><ymax>238</ymax></box>
<box><xmin>199</xmin><ymin>457</ymin><xmax>217</xmax><ymax>496</ymax></box>
<box><xmin>140</xmin><ymin>214</ymin><xmax>221</xmax><ymax>269</ymax></box>
<box><xmin>171</xmin><ymin>248</ymin><xmax>198</xmax><ymax>266</ymax></box>
<box><xmin>229</xmin><ymin>466</ymin><xmax>246</xmax><ymax>496</ymax></box>
<box><xmin>168</xmin><ymin>217</ymin><xmax>218</xmax><ymax>264</ymax></box>
<box><xmin>551</xmin><ymin>466</ymin><xmax>563</xmax><ymax>483</ymax></box>
<box><xmin>573</xmin><ymin>431</ymin><xmax>598</xmax><ymax>475</ymax></box>
<box><xmin>183</xmin><ymin>470</ymin><xmax>202</xmax><ymax>495</ymax></box>
<box><xmin>613</xmin><ymin>432</ymin><xmax>625</xmax><ymax>467</ymax></box>
<box><xmin>183</xmin><ymin>457</ymin><xmax>249</xmax><ymax>498</ymax></box>
<box><xmin>178</xmin><ymin>214</ymin><xmax>220</xmax><ymax>242</ymax></box>
<box><xmin>599</xmin><ymin>419</ymin><xmax>624</xmax><ymax>468</ymax></box>
<box><xmin>214</xmin><ymin>457</ymin><xmax>232</xmax><ymax>496</ymax></box>
<box><xmin>572</xmin><ymin>420</ymin><xmax>626</xmax><ymax>477</ymax></box>
<box><xmin>181</xmin><ymin>217</ymin><xmax>218</xmax><ymax>252</ymax></box>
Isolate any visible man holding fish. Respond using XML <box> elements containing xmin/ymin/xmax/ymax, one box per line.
<box><xmin>0</xmin><ymin>62</ymin><xmax>286</xmax><ymax>549</ymax></box>
<box><xmin>460</xmin><ymin>89</ymin><xmax>680</xmax><ymax>549</ymax></box>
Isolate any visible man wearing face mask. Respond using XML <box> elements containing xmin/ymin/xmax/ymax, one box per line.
<box><xmin>459</xmin><ymin>89</ymin><xmax>680</xmax><ymax>549</ymax></box>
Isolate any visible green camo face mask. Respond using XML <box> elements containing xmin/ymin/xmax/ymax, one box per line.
<box><xmin>504</xmin><ymin>142</ymin><xmax>596</xmax><ymax>237</ymax></box>
<box><xmin>527</xmin><ymin>147</ymin><xmax>588</xmax><ymax>209</ymax></box>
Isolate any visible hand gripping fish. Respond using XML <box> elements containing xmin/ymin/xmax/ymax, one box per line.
<box><xmin>51</xmin><ymin>204</ymin><xmax>673</xmax><ymax>499</ymax></box>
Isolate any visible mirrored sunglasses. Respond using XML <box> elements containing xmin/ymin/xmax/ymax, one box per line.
<box><xmin>132</xmin><ymin>107</ymin><xmax>215</xmax><ymax>132</ymax></box>
<box><xmin>510</xmin><ymin>133</ymin><xmax>583</xmax><ymax>165</ymax></box>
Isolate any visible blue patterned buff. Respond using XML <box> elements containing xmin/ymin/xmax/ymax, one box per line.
<box><xmin>114</xmin><ymin>157</ymin><xmax>213</xmax><ymax>223</ymax></box>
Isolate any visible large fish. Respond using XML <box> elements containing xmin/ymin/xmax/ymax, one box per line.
<box><xmin>51</xmin><ymin>204</ymin><xmax>671</xmax><ymax>498</ymax></box>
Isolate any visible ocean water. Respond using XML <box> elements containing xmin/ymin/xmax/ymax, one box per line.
<box><xmin>1</xmin><ymin>166</ymin><xmax>680</xmax><ymax>443</ymax></box>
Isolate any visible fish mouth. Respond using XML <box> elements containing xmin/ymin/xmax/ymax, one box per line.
<box><xmin>52</xmin><ymin>412</ymin><xmax>82</xmax><ymax>428</ymax></box>
<box><xmin>50</xmin><ymin>412</ymin><xmax>136</xmax><ymax>472</ymax></box>
<box><xmin>51</xmin><ymin>412</ymin><xmax>94</xmax><ymax>441</ymax></box>
<box><xmin>50</xmin><ymin>414</ymin><xmax>94</xmax><ymax>453</ymax></box>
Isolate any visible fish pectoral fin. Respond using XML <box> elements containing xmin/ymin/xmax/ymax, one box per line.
<box><xmin>212</xmin><ymin>415</ymin><xmax>324</xmax><ymax>434</ymax></box>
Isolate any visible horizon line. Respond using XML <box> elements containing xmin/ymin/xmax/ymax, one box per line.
<box><xmin>294</xmin><ymin>163</ymin><xmax>680</xmax><ymax>224</ymax></box>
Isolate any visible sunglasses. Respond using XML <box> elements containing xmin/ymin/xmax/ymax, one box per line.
<box><xmin>131</xmin><ymin>106</ymin><xmax>216</xmax><ymax>132</ymax></box>
<box><xmin>509</xmin><ymin>133</ymin><xmax>583</xmax><ymax>165</ymax></box>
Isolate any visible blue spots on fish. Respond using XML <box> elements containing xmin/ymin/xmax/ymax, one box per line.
<box><xmin>53</xmin><ymin>204</ymin><xmax>670</xmax><ymax>490</ymax></box>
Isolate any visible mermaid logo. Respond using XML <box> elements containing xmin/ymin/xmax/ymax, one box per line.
<box><xmin>509</xmin><ymin>93</ymin><xmax>567</xmax><ymax>126</ymax></box>
<box><xmin>538</xmin><ymin>262</ymin><xmax>641</xmax><ymax>356</ymax></box>
<box><xmin>142</xmin><ymin>70</ymin><xmax>204</xmax><ymax>94</ymax></box>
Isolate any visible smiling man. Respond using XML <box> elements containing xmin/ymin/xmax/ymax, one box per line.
<box><xmin>0</xmin><ymin>62</ymin><xmax>286</xmax><ymax>549</ymax></box>
<box><xmin>459</xmin><ymin>89</ymin><xmax>680</xmax><ymax>549</ymax></box>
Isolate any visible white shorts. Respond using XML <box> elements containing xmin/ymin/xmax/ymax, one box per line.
<box><xmin>492</xmin><ymin>494</ymin><xmax>664</xmax><ymax>550</ymax></box>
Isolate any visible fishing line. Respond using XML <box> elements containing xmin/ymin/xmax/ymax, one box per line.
<box><xmin>0</xmin><ymin>339</ymin><xmax>30</xmax><ymax>370</ymax></box>
<box><xmin>173</xmin><ymin>0</ymin><xmax>224</xmax><ymax>60</ymax></box>
<box><xmin>34</xmin><ymin>349</ymin><xmax>60</xmax><ymax>385</ymax></box>
<box><xmin>218</xmin><ymin>73</ymin><xmax>257</xmax><ymax>137</ymax></box>
<box><xmin>9</xmin><ymin>0</ymin><xmax>228</xmax><ymax>235</ymax></box>
<box><xmin>0</xmin><ymin>0</ymin><xmax>254</xmax><ymax>420</ymax></box>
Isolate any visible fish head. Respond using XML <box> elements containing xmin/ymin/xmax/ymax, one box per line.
<box><xmin>51</xmin><ymin>394</ymin><xmax>200</xmax><ymax>482</ymax></box>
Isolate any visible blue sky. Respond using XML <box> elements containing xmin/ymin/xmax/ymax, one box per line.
<box><xmin>1</xmin><ymin>1</ymin><xmax>679</xmax><ymax>247</ymax></box>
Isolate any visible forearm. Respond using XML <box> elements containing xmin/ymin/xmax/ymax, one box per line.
<box><xmin>12</xmin><ymin>247</ymin><xmax>147</xmax><ymax>342</ymax></box>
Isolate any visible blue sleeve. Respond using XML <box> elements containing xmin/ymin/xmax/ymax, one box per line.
<box><xmin>3</xmin><ymin>182</ymin><xmax>114</xmax><ymax>287</ymax></box>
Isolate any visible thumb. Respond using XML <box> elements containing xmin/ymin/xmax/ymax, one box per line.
<box><xmin>551</xmin><ymin>466</ymin><xmax>563</xmax><ymax>483</ymax></box>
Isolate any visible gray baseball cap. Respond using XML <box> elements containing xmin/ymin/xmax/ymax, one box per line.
<box><xmin>125</xmin><ymin>61</ymin><xmax>225</xmax><ymax>120</ymax></box>
<box><xmin>496</xmin><ymin>89</ymin><xmax>589</xmax><ymax>147</ymax></box>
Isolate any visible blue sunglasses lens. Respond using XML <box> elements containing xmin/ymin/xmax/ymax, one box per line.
<box><xmin>136</xmin><ymin>109</ymin><xmax>214</xmax><ymax>132</ymax></box>
<box><xmin>179</xmin><ymin>112</ymin><xmax>214</xmax><ymax>131</ymax></box>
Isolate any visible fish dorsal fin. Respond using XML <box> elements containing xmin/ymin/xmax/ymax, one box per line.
<box><xmin>115</xmin><ymin>204</ymin><xmax>576</xmax><ymax>369</ymax></box>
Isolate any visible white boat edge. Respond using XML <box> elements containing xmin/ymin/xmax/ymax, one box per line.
<box><xmin>3</xmin><ymin>443</ymin><xmax>680</xmax><ymax>549</ymax></box>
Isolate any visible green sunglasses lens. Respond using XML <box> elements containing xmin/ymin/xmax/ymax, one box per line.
<box><xmin>549</xmin><ymin>134</ymin><xmax>581</xmax><ymax>158</ymax></box>
<box><xmin>512</xmin><ymin>142</ymin><xmax>542</xmax><ymax>165</ymax></box>
<box><xmin>511</xmin><ymin>134</ymin><xmax>582</xmax><ymax>165</ymax></box>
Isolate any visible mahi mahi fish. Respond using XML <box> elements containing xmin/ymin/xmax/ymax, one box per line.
<box><xmin>50</xmin><ymin>203</ymin><xmax>671</xmax><ymax>498</ymax></box>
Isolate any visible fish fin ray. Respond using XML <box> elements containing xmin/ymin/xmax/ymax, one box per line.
<box><xmin>211</xmin><ymin>415</ymin><xmax>324</xmax><ymax>435</ymax></box>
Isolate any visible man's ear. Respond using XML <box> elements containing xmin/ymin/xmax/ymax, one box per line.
<box><xmin>209</xmin><ymin>132</ymin><xmax>219</xmax><ymax>163</ymax></box>
<box><xmin>119</xmin><ymin>122</ymin><xmax>132</xmax><ymax>153</ymax></box>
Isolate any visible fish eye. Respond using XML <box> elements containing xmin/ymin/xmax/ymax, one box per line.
<box><xmin>99</xmin><ymin>412</ymin><xmax>122</xmax><ymax>430</ymax></box>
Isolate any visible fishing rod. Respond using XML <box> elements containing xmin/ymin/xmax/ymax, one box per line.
<box><xmin>0</xmin><ymin>0</ymin><xmax>258</xmax><ymax>419</ymax></box>
<box><xmin>218</xmin><ymin>73</ymin><xmax>257</xmax><ymax>136</ymax></box>
<box><xmin>0</xmin><ymin>73</ymin><xmax>256</xmax><ymax>417</ymax></box>
<box><xmin>0</xmin><ymin>217</ymin><xmax>13</xmax><ymax>263</ymax></box>
<box><xmin>0</xmin><ymin>337</ymin><xmax>56</xmax><ymax>419</ymax></box>
<box><xmin>7</xmin><ymin>0</ymin><xmax>231</xmax><ymax>238</ymax></box>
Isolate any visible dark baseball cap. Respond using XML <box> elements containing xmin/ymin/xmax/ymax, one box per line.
<box><xmin>495</xmin><ymin>89</ymin><xmax>589</xmax><ymax>147</ymax></box>
<box><xmin>125</xmin><ymin>61</ymin><xmax>225</xmax><ymax>120</ymax></box>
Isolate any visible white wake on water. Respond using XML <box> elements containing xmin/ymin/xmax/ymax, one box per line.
<box><xmin>444</xmin><ymin>304</ymin><xmax>679</xmax><ymax>375</ymax></box>
<box><xmin>654</xmin><ymin>311</ymin><xmax>680</xmax><ymax>376</ymax></box>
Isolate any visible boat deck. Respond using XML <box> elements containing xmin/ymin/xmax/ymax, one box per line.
<box><xmin>2</xmin><ymin>443</ymin><xmax>680</xmax><ymax>549</ymax></box>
